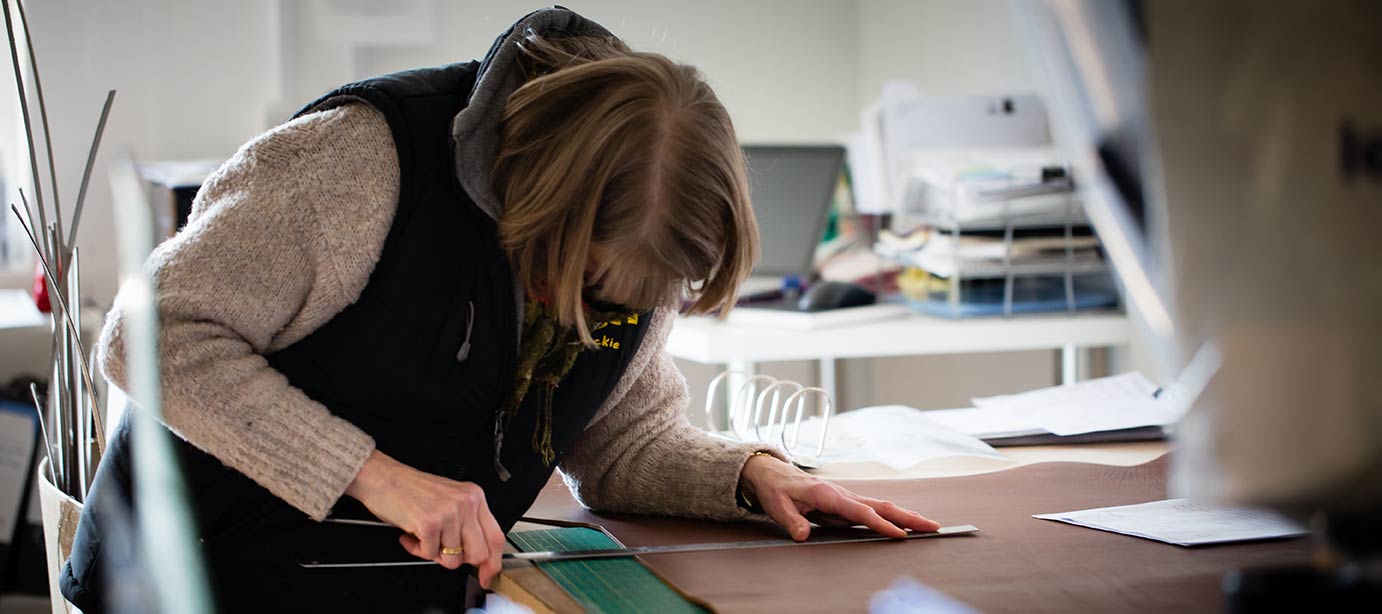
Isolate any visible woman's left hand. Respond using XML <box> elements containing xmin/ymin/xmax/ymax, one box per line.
<box><xmin>739</xmin><ymin>453</ymin><xmax>941</xmax><ymax>541</ymax></box>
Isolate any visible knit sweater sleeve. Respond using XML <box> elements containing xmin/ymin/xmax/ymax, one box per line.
<box><xmin>95</xmin><ymin>103</ymin><xmax>399</xmax><ymax>520</ymax></box>
<box><xmin>558</xmin><ymin>309</ymin><xmax>790</xmax><ymax>520</ymax></box>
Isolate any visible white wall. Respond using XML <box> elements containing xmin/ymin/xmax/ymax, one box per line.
<box><xmin>3</xmin><ymin>0</ymin><xmax>1085</xmax><ymax>409</ymax></box>
<box><xmin>0</xmin><ymin>0</ymin><xmax>279</xmax><ymax>380</ymax></box>
<box><xmin>856</xmin><ymin>0</ymin><xmax>1035</xmax><ymax>102</ymax></box>
<box><xmin>282</xmin><ymin>0</ymin><xmax>859</xmax><ymax>143</ymax></box>
<box><xmin>10</xmin><ymin>0</ymin><xmax>280</xmax><ymax>303</ymax></box>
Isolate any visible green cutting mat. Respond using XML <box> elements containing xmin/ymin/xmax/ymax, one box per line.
<box><xmin>508</xmin><ymin>527</ymin><xmax>709</xmax><ymax>614</ymax></box>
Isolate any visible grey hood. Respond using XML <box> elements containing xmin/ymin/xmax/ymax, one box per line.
<box><xmin>451</xmin><ymin>6</ymin><xmax>616</xmax><ymax>221</ymax></box>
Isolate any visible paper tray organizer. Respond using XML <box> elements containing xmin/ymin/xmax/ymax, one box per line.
<box><xmin>886</xmin><ymin>167</ymin><xmax>1122</xmax><ymax>318</ymax></box>
<box><xmin>699</xmin><ymin>371</ymin><xmax>834</xmax><ymax>470</ymax></box>
<box><xmin>900</xmin><ymin>270</ymin><xmax>1120</xmax><ymax>318</ymax></box>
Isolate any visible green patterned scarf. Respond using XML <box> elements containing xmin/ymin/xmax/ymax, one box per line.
<box><xmin>493</xmin><ymin>297</ymin><xmax>631</xmax><ymax>481</ymax></box>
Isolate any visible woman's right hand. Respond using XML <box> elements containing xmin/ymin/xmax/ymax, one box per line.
<box><xmin>345</xmin><ymin>450</ymin><xmax>507</xmax><ymax>588</ymax></box>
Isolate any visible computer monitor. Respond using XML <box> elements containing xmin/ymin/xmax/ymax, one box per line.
<box><xmin>742</xmin><ymin>145</ymin><xmax>846</xmax><ymax>279</ymax></box>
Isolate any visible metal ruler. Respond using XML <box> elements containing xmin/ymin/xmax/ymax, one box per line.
<box><xmin>299</xmin><ymin>523</ymin><xmax>979</xmax><ymax>568</ymax></box>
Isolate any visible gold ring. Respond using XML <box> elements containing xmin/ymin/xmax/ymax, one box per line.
<box><xmin>441</xmin><ymin>546</ymin><xmax>464</xmax><ymax>556</ymax></box>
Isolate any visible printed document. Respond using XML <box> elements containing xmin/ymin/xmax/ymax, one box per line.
<box><xmin>1034</xmin><ymin>498</ymin><xmax>1307</xmax><ymax>546</ymax></box>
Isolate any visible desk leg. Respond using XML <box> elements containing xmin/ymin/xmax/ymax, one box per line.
<box><xmin>1061</xmin><ymin>344</ymin><xmax>1079</xmax><ymax>386</ymax></box>
<box><xmin>819</xmin><ymin>358</ymin><xmax>837</xmax><ymax>404</ymax></box>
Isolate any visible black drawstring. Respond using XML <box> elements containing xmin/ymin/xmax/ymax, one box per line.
<box><xmin>456</xmin><ymin>301</ymin><xmax>474</xmax><ymax>362</ymax></box>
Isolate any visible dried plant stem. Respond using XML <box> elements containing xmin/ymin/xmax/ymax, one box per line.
<box><xmin>66</xmin><ymin>90</ymin><xmax>115</xmax><ymax>263</ymax></box>
<box><xmin>29</xmin><ymin>383</ymin><xmax>56</xmax><ymax>483</ymax></box>
<box><xmin>11</xmin><ymin>204</ymin><xmax>107</xmax><ymax>454</ymax></box>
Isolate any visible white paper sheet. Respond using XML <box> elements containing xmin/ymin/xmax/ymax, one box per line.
<box><xmin>973</xmin><ymin>372</ymin><xmax>1159</xmax><ymax>412</ymax></box>
<box><xmin>1033</xmin><ymin>498</ymin><xmax>1308</xmax><ymax>546</ymax></box>
<box><xmin>922</xmin><ymin>407</ymin><xmax>1045</xmax><ymax>439</ymax></box>
<box><xmin>972</xmin><ymin>372</ymin><xmax>1183</xmax><ymax>436</ymax></box>
<box><xmin>785</xmin><ymin>405</ymin><xmax>1007</xmax><ymax>470</ymax></box>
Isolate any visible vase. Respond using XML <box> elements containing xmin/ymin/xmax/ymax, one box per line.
<box><xmin>36</xmin><ymin>457</ymin><xmax>82</xmax><ymax>614</ymax></box>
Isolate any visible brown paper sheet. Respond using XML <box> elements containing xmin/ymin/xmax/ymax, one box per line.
<box><xmin>526</xmin><ymin>455</ymin><xmax>1313</xmax><ymax>613</ymax></box>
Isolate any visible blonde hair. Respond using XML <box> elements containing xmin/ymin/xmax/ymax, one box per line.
<box><xmin>494</xmin><ymin>31</ymin><xmax>758</xmax><ymax>345</ymax></box>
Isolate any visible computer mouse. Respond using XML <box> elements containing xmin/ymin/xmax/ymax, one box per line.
<box><xmin>798</xmin><ymin>281</ymin><xmax>876</xmax><ymax>312</ymax></box>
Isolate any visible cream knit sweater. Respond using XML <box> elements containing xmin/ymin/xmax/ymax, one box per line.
<box><xmin>96</xmin><ymin>102</ymin><xmax>778</xmax><ymax>523</ymax></box>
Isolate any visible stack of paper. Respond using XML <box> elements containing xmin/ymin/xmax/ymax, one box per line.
<box><xmin>782</xmin><ymin>405</ymin><xmax>1008</xmax><ymax>471</ymax></box>
<box><xmin>925</xmin><ymin>373</ymin><xmax>1184</xmax><ymax>439</ymax></box>
<box><xmin>1034</xmin><ymin>499</ymin><xmax>1308</xmax><ymax>546</ymax></box>
<box><xmin>902</xmin><ymin>233</ymin><xmax>1103</xmax><ymax>279</ymax></box>
<box><xmin>900</xmin><ymin>148</ymin><xmax>1082</xmax><ymax>226</ymax></box>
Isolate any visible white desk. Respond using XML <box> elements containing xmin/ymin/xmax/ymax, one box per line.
<box><xmin>0</xmin><ymin>289</ymin><xmax>46</xmax><ymax>330</ymax></box>
<box><xmin>667</xmin><ymin>310</ymin><xmax>1131</xmax><ymax>400</ymax></box>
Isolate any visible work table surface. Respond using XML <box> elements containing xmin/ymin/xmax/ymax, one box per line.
<box><xmin>527</xmin><ymin>455</ymin><xmax>1312</xmax><ymax>613</ymax></box>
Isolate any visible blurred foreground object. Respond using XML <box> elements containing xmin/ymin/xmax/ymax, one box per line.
<box><xmin>1015</xmin><ymin>0</ymin><xmax>1381</xmax><ymax>608</ymax></box>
